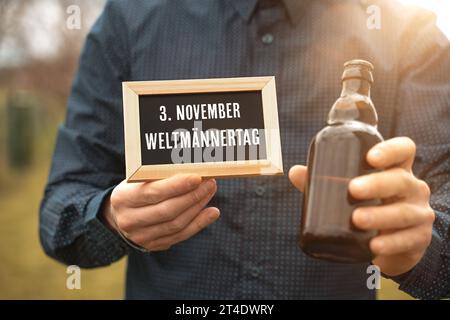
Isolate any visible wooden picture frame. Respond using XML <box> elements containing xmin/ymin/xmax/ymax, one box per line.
<box><xmin>122</xmin><ymin>76</ymin><xmax>283</xmax><ymax>182</ymax></box>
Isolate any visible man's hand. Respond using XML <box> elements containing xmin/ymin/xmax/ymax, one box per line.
<box><xmin>289</xmin><ymin>137</ymin><xmax>435</xmax><ymax>276</ymax></box>
<box><xmin>102</xmin><ymin>174</ymin><xmax>220</xmax><ymax>251</ymax></box>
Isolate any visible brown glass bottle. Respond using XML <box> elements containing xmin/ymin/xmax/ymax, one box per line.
<box><xmin>299</xmin><ymin>59</ymin><xmax>384</xmax><ymax>263</ymax></box>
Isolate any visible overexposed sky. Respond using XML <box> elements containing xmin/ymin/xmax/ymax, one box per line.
<box><xmin>0</xmin><ymin>0</ymin><xmax>105</xmax><ymax>67</ymax></box>
<box><xmin>22</xmin><ymin>0</ymin><xmax>63</xmax><ymax>59</ymax></box>
<box><xmin>398</xmin><ymin>0</ymin><xmax>450</xmax><ymax>38</ymax></box>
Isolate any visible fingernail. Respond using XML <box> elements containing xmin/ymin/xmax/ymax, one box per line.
<box><xmin>374</xmin><ymin>239</ymin><xmax>384</xmax><ymax>253</ymax></box>
<box><xmin>369</xmin><ymin>149</ymin><xmax>383</xmax><ymax>162</ymax></box>
<box><xmin>209</xmin><ymin>210</ymin><xmax>220</xmax><ymax>222</ymax></box>
<box><xmin>350</xmin><ymin>178</ymin><xmax>367</xmax><ymax>195</ymax></box>
<box><xmin>354</xmin><ymin>209</ymin><xmax>370</xmax><ymax>226</ymax></box>
<box><xmin>204</xmin><ymin>179</ymin><xmax>216</xmax><ymax>192</ymax></box>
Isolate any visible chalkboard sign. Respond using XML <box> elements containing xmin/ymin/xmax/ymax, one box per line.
<box><xmin>122</xmin><ymin>76</ymin><xmax>283</xmax><ymax>181</ymax></box>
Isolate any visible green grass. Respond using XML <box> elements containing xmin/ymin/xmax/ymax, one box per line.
<box><xmin>0</xmin><ymin>106</ymin><xmax>126</xmax><ymax>299</ymax></box>
<box><xmin>380</xmin><ymin>278</ymin><xmax>413</xmax><ymax>300</ymax></box>
<box><xmin>0</xmin><ymin>158</ymin><xmax>126</xmax><ymax>299</ymax></box>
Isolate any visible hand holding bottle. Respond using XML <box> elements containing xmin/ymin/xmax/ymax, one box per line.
<box><xmin>289</xmin><ymin>136</ymin><xmax>435</xmax><ymax>276</ymax></box>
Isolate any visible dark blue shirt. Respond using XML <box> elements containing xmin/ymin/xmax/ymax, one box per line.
<box><xmin>40</xmin><ymin>0</ymin><xmax>450</xmax><ymax>299</ymax></box>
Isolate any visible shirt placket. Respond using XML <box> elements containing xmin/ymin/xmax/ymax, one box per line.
<box><xmin>239</xmin><ymin>1</ymin><xmax>284</xmax><ymax>299</ymax></box>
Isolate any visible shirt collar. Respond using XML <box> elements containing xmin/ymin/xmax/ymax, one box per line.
<box><xmin>228</xmin><ymin>0</ymin><xmax>311</xmax><ymax>25</ymax></box>
<box><xmin>228</xmin><ymin>0</ymin><xmax>259</xmax><ymax>21</ymax></box>
<box><xmin>283</xmin><ymin>0</ymin><xmax>312</xmax><ymax>25</ymax></box>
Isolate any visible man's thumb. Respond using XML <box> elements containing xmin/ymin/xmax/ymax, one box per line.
<box><xmin>288</xmin><ymin>165</ymin><xmax>308</xmax><ymax>192</ymax></box>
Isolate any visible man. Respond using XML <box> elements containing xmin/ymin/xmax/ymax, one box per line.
<box><xmin>40</xmin><ymin>0</ymin><xmax>449</xmax><ymax>299</ymax></box>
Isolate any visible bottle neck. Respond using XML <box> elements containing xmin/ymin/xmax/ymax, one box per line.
<box><xmin>328</xmin><ymin>78</ymin><xmax>378</xmax><ymax>126</ymax></box>
<box><xmin>340</xmin><ymin>78</ymin><xmax>371</xmax><ymax>97</ymax></box>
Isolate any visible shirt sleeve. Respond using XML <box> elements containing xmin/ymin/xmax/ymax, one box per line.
<box><xmin>387</xmin><ymin>10</ymin><xmax>450</xmax><ymax>300</ymax></box>
<box><xmin>39</xmin><ymin>0</ymin><xmax>130</xmax><ymax>267</ymax></box>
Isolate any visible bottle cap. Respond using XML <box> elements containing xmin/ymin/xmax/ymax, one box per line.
<box><xmin>344</xmin><ymin>59</ymin><xmax>374</xmax><ymax>70</ymax></box>
<box><xmin>342</xmin><ymin>59</ymin><xmax>374</xmax><ymax>83</ymax></box>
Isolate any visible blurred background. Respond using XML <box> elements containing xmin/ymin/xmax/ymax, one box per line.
<box><xmin>0</xmin><ymin>0</ymin><xmax>448</xmax><ymax>300</ymax></box>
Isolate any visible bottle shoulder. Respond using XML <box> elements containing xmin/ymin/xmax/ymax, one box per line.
<box><xmin>328</xmin><ymin>94</ymin><xmax>378</xmax><ymax>126</ymax></box>
<box><xmin>314</xmin><ymin>121</ymin><xmax>384</xmax><ymax>142</ymax></box>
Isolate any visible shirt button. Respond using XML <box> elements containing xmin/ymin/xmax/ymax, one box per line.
<box><xmin>261</xmin><ymin>33</ymin><xmax>274</xmax><ymax>45</ymax></box>
<box><xmin>250</xmin><ymin>266</ymin><xmax>262</xmax><ymax>278</ymax></box>
<box><xmin>255</xmin><ymin>186</ymin><xmax>266</xmax><ymax>196</ymax></box>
